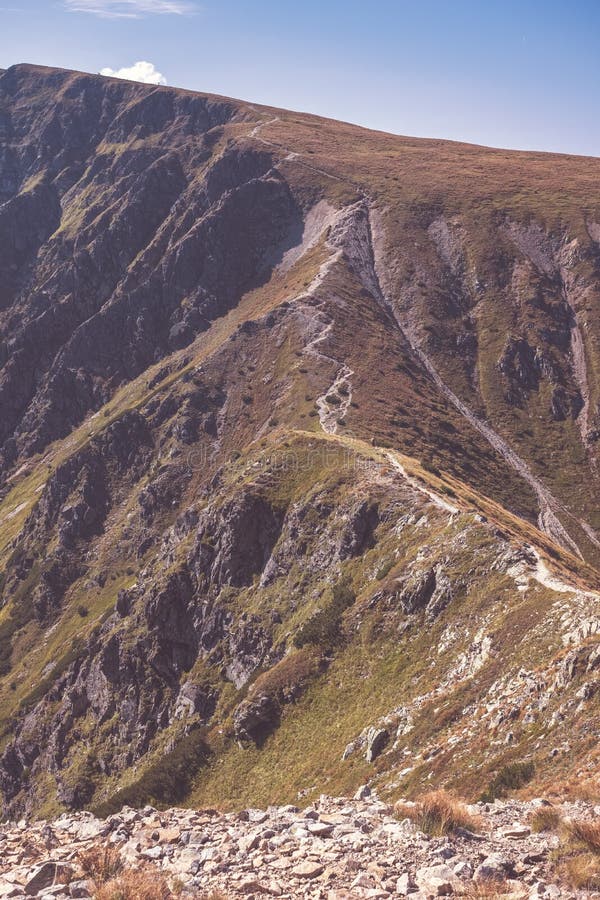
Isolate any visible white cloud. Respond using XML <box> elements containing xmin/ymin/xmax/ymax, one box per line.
<box><xmin>64</xmin><ymin>0</ymin><xmax>195</xmax><ymax>18</ymax></box>
<box><xmin>100</xmin><ymin>61</ymin><xmax>167</xmax><ymax>85</ymax></box>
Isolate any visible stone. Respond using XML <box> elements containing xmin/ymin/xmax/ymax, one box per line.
<box><xmin>291</xmin><ymin>861</ymin><xmax>324</xmax><ymax>879</ymax></box>
<box><xmin>247</xmin><ymin>810</ymin><xmax>269</xmax><ymax>824</ymax></box>
<box><xmin>0</xmin><ymin>795</ymin><xmax>584</xmax><ymax>899</ymax></box>
<box><xmin>239</xmin><ymin>832</ymin><xmax>261</xmax><ymax>854</ymax></box>
<box><xmin>452</xmin><ymin>861</ymin><xmax>473</xmax><ymax>879</ymax></box>
<box><xmin>500</xmin><ymin>824</ymin><xmax>531</xmax><ymax>839</ymax></box>
<box><xmin>24</xmin><ymin>863</ymin><xmax>74</xmax><ymax>896</ymax></box>
<box><xmin>474</xmin><ymin>853</ymin><xmax>513</xmax><ymax>882</ymax></box>
<box><xmin>365</xmin><ymin>728</ymin><xmax>389</xmax><ymax>763</ymax></box>
<box><xmin>307</xmin><ymin>822</ymin><xmax>334</xmax><ymax>837</ymax></box>
<box><xmin>397</xmin><ymin>872</ymin><xmax>417</xmax><ymax>895</ymax></box>
<box><xmin>69</xmin><ymin>882</ymin><xmax>93</xmax><ymax>899</ymax></box>
<box><xmin>0</xmin><ymin>884</ymin><xmax>25</xmax><ymax>899</ymax></box>
<box><xmin>269</xmin><ymin>858</ymin><xmax>293</xmax><ymax>871</ymax></box>
<box><xmin>354</xmin><ymin>784</ymin><xmax>371</xmax><ymax>800</ymax></box>
<box><xmin>522</xmin><ymin>851</ymin><xmax>546</xmax><ymax>865</ymax></box>
<box><xmin>416</xmin><ymin>864</ymin><xmax>457</xmax><ymax>896</ymax></box>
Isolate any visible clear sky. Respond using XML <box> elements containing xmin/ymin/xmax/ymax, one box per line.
<box><xmin>1</xmin><ymin>0</ymin><xmax>599</xmax><ymax>156</ymax></box>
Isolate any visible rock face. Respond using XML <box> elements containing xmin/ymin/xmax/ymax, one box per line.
<box><xmin>1</xmin><ymin>63</ymin><xmax>600</xmax><ymax>819</ymax></box>
<box><xmin>0</xmin><ymin>794</ymin><xmax>581</xmax><ymax>898</ymax></box>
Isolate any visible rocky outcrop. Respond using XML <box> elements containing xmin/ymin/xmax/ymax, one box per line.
<box><xmin>0</xmin><ymin>66</ymin><xmax>303</xmax><ymax>468</ymax></box>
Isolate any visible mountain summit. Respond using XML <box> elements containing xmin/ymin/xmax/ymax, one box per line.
<box><xmin>0</xmin><ymin>63</ymin><xmax>599</xmax><ymax>818</ymax></box>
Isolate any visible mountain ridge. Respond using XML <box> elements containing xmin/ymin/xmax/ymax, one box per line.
<box><xmin>0</xmin><ymin>63</ymin><xmax>599</xmax><ymax>820</ymax></box>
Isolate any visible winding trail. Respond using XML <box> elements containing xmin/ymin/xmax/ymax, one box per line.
<box><xmin>246</xmin><ymin>117</ymin><xmax>599</xmax><ymax>556</ymax></box>
<box><xmin>385</xmin><ymin>452</ymin><xmax>458</xmax><ymax>515</ymax></box>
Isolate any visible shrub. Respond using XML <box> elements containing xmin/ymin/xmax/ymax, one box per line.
<box><xmin>529</xmin><ymin>806</ymin><xmax>561</xmax><ymax>833</ymax></box>
<box><xmin>293</xmin><ymin>604</ymin><xmax>343</xmax><ymax>649</ymax></box>
<box><xmin>79</xmin><ymin>845</ymin><xmax>123</xmax><ymax>884</ymax></box>
<box><xmin>77</xmin><ymin>604</ymin><xmax>89</xmax><ymax>617</ymax></box>
<box><xmin>555</xmin><ymin>821</ymin><xmax>600</xmax><ymax>893</ymax></box>
<box><xmin>479</xmin><ymin>761</ymin><xmax>535</xmax><ymax>802</ymax></box>
<box><xmin>421</xmin><ymin>458</ymin><xmax>441</xmax><ymax>476</ymax></box>
<box><xmin>394</xmin><ymin>790</ymin><xmax>481</xmax><ymax>836</ymax></box>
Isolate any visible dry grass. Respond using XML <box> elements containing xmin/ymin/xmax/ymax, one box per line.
<box><xmin>457</xmin><ymin>880</ymin><xmax>513</xmax><ymax>898</ymax></box>
<box><xmin>557</xmin><ymin>853</ymin><xmax>600</xmax><ymax>891</ymax></box>
<box><xmin>567</xmin><ymin>818</ymin><xmax>600</xmax><ymax>854</ymax></box>
<box><xmin>79</xmin><ymin>846</ymin><xmax>124</xmax><ymax>884</ymax></box>
<box><xmin>529</xmin><ymin>806</ymin><xmax>562</xmax><ymax>833</ymax></box>
<box><xmin>552</xmin><ymin>818</ymin><xmax>600</xmax><ymax>891</ymax></box>
<box><xmin>78</xmin><ymin>846</ymin><xmax>184</xmax><ymax>900</ymax></box>
<box><xmin>94</xmin><ymin>869</ymin><xmax>174</xmax><ymax>900</ymax></box>
<box><xmin>394</xmin><ymin>790</ymin><xmax>482</xmax><ymax>836</ymax></box>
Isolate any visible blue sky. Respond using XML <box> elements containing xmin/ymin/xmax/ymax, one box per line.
<box><xmin>1</xmin><ymin>0</ymin><xmax>599</xmax><ymax>156</ymax></box>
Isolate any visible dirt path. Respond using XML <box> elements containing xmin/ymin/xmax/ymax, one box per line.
<box><xmin>385</xmin><ymin>452</ymin><xmax>458</xmax><ymax>515</ymax></box>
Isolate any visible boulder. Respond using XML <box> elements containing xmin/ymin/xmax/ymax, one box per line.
<box><xmin>24</xmin><ymin>862</ymin><xmax>74</xmax><ymax>895</ymax></box>
<box><xmin>415</xmin><ymin>864</ymin><xmax>458</xmax><ymax>896</ymax></box>
<box><xmin>365</xmin><ymin>728</ymin><xmax>389</xmax><ymax>763</ymax></box>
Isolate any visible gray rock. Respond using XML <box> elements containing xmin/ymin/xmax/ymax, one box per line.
<box><xmin>452</xmin><ymin>861</ymin><xmax>473</xmax><ymax>879</ymax></box>
<box><xmin>24</xmin><ymin>862</ymin><xmax>74</xmax><ymax>896</ymax></box>
<box><xmin>291</xmin><ymin>861</ymin><xmax>324</xmax><ymax>879</ymax></box>
<box><xmin>416</xmin><ymin>864</ymin><xmax>458</xmax><ymax>896</ymax></box>
<box><xmin>354</xmin><ymin>784</ymin><xmax>371</xmax><ymax>800</ymax></box>
<box><xmin>397</xmin><ymin>872</ymin><xmax>417</xmax><ymax>895</ymax></box>
<box><xmin>365</xmin><ymin>728</ymin><xmax>389</xmax><ymax>763</ymax></box>
<box><xmin>69</xmin><ymin>882</ymin><xmax>93</xmax><ymax>899</ymax></box>
<box><xmin>474</xmin><ymin>853</ymin><xmax>513</xmax><ymax>882</ymax></box>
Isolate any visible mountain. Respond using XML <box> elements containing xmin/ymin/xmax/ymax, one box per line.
<box><xmin>0</xmin><ymin>63</ymin><xmax>599</xmax><ymax>819</ymax></box>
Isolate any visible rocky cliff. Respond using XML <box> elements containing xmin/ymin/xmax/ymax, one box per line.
<box><xmin>0</xmin><ymin>64</ymin><xmax>599</xmax><ymax>820</ymax></box>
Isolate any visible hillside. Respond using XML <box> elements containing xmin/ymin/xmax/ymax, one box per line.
<box><xmin>0</xmin><ymin>63</ymin><xmax>599</xmax><ymax>820</ymax></box>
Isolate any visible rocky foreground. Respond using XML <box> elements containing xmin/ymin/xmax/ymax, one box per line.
<box><xmin>0</xmin><ymin>791</ymin><xmax>596</xmax><ymax>899</ymax></box>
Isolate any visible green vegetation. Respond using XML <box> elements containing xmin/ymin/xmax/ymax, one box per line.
<box><xmin>480</xmin><ymin>761</ymin><xmax>535</xmax><ymax>802</ymax></box>
<box><xmin>294</xmin><ymin>577</ymin><xmax>356</xmax><ymax>649</ymax></box>
<box><xmin>94</xmin><ymin>726</ymin><xmax>210</xmax><ymax>816</ymax></box>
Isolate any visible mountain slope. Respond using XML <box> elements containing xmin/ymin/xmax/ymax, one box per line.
<box><xmin>0</xmin><ymin>64</ymin><xmax>599</xmax><ymax>817</ymax></box>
